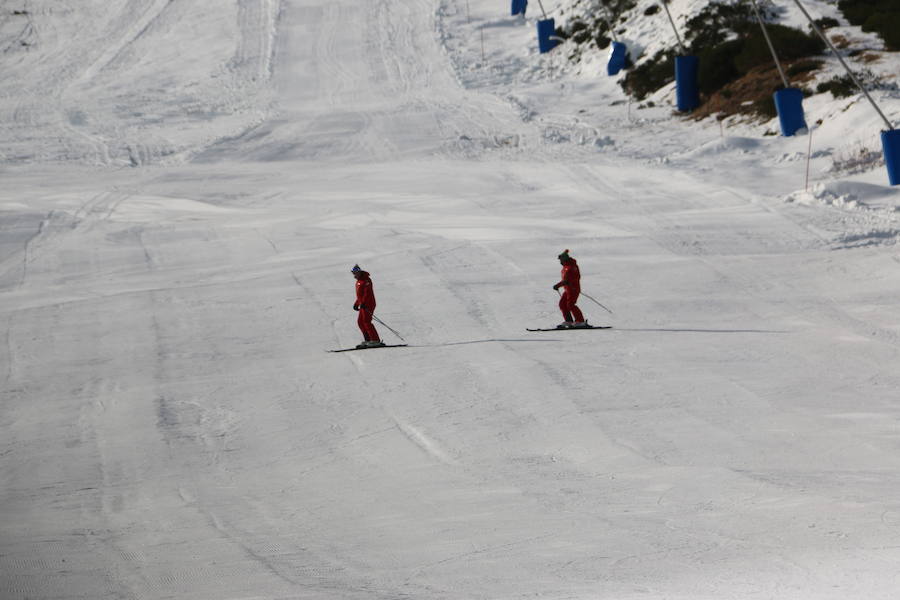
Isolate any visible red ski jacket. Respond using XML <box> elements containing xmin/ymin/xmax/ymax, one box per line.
<box><xmin>557</xmin><ymin>259</ymin><xmax>581</xmax><ymax>293</ymax></box>
<box><xmin>354</xmin><ymin>271</ymin><xmax>376</xmax><ymax>310</ymax></box>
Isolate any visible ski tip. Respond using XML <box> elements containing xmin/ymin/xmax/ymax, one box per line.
<box><xmin>526</xmin><ymin>326</ymin><xmax>612</xmax><ymax>332</ymax></box>
<box><xmin>328</xmin><ymin>344</ymin><xmax>409</xmax><ymax>353</ymax></box>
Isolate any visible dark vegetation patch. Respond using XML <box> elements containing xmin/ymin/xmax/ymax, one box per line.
<box><xmin>622</xmin><ymin>49</ymin><xmax>675</xmax><ymax>99</ymax></box>
<box><xmin>595</xmin><ymin>33</ymin><xmax>612</xmax><ymax>50</ymax></box>
<box><xmin>815</xmin><ymin>68</ymin><xmax>893</xmax><ymax>98</ymax></box>
<box><xmin>692</xmin><ymin>61</ymin><xmax>815</xmax><ymax>121</ymax></box>
<box><xmin>559</xmin><ymin>0</ymin><xmax>637</xmax><ymax>53</ymax></box>
<box><xmin>859</xmin><ymin>51</ymin><xmax>882</xmax><ymax>63</ymax></box>
<box><xmin>817</xmin><ymin>74</ymin><xmax>858</xmax><ymax>97</ymax></box>
<box><xmin>830</xmin><ymin>33</ymin><xmax>851</xmax><ymax>48</ymax></box>
<box><xmin>814</xmin><ymin>16</ymin><xmax>841</xmax><ymax>29</ymax></box>
<box><xmin>621</xmin><ymin>1</ymin><xmax>824</xmax><ymax>116</ymax></box>
<box><xmin>837</xmin><ymin>0</ymin><xmax>900</xmax><ymax>50</ymax></box>
<box><xmin>683</xmin><ymin>0</ymin><xmax>776</xmax><ymax>48</ymax></box>
<box><xmin>787</xmin><ymin>58</ymin><xmax>824</xmax><ymax>78</ymax></box>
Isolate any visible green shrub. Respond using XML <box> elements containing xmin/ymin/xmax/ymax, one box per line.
<box><xmin>601</xmin><ymin>0</ymin><xmax>636</xmax><ymax>15</ymax></box>
<box><xmin>734</xmin><ymin>24</ymin><xmax>825</xmax><ymax>72</ymax></box>
<box><xmin>569</xmin><ymin>20</ymin><xmax>588</xmax><ymax>34</ymax></box>
<box><xmin>573</xmin><ymin>30</ymin><xmax>591</xmax><ymax>44</ymax></box>
<box><xmin>619</xmin><ymin>0</ymin><xmax>824</xmax><ymax>108</ymax></box>
<box><xmin>787</xmin><ymin>59</ymin><xmax>824</xmax><ymax>77</ymax></box>
<box><xmin>622</xmin><ymin>50</ymin><xmax>675</xmax><ymax>99</ymax></box>
<box><xmin>813</xmin><ymin>16</ymin><xmax>840</xmax><ymax>29</ymax></box>
<box><xmin>561</xmin><ymin>0</ymin><xmax>634</xmax><ymax>55</ymax></box>
<box><xmin>690</xmin><ymin>25</ymin><xmax>823</xmax><ymax>95</ymax></box>
<box><xmin>838</xmin><ymin>0</ymin><xmax>867</xmax><ymax>24</ymax></box>
<box><xmin>568</xmin><ymin>21</ymin><xmax>591</xmax><ymax>44</ymax></box>
<box><xmin>837</xmin><ymin>0</ymin><xmax>877</xmax><ymax>25</ymax></box>
<box><xmin>837</xmin><ymin>0</ymin><xmax>900</xmax><ymax>50</ymax></box>
<box><xmin>863</xmin><ymin>11</ymin><xmax>900</xmax><ymax>50</ymax></box>
<box><xmin>753</xmin><ymin>97</ymin><xmax>779</xmax><ymax>119</ymax></box>
<box><xmin>817</xmin><ymin>74</ymin><xmax>857</xmax><ymax>98</ymax></box>
<box><xmin>697</xmin><ymin>40</ymin><xmax>743</xmax><ymax>94</ymax></box>
<box><xmin>684</xmin><ymin>1</ymin><xmax>764</xmax><ymax>48</ymax></box>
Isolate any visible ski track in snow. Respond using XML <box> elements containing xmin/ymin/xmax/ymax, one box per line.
<box><xmin>2</xmin><ymin>0</ymin><xmax>900</xmax><ymax>599</ymax></box>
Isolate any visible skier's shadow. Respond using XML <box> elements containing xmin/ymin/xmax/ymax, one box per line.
<box><xmin>424</xmin><ymin>338</ymin><xmax>562</xmax><ymax>347</ymax></box>
<box><xmin>616</xmin><ymin>328</ymin><xmax>788</xmax><ymax>334</ymax></box>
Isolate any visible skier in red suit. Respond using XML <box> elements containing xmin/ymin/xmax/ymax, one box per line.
<box><xmin>352</xmin><ymin>264</ymin><xmax>384</xmax><ymax>348</ymax></box>
<box><xmin>552</xmin><ymin>249</ymin><xmax>588</xmax><ymax>328</ymax></box>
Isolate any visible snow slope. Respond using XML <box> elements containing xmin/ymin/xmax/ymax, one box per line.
<box><xmin>2</xmin><ymin>1</ymin><xmax>900</xmax><ymax>599</ymax></box>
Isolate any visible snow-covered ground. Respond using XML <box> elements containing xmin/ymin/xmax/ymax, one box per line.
<box><xmin>2</xmin><ymin>0</ymin><xmax>900</xmax><ymax>598</ymax></box>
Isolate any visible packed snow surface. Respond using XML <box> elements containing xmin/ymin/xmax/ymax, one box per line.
<box><xmin>2</xmin><ymin>1</ymin><xmax>900</xmax><ymax>599</ymax></box>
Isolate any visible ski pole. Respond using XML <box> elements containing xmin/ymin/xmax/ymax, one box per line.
<box><xmin>558</xmin><ymin>288</ymin><xmax>613</xmax><ymax>315</ymax></box>
<box><xmin>580</xmin><ymin>292</ymin><xmax>613</xmax><ymax>314</ymax></box>
<box><xmin>372</xmin><ymin>315</ymin><xmax>406</xmax><ymax>342</ymax></box>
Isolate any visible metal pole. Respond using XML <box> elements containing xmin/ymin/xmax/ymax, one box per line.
<box><xmin>790</xmin><ymin>0</ymin><xmax>893</xmax><ymax>130</ymax></box>
<box><xmin>805</xmin><ymin>124</ymin><xmax>814</xmax><ymax>190</ymax></box>
<box><xmin>481</xmin><ymin>26</ymin><xmax>485</xmax><ymax>62</ymax></box>
<box><xmin>372</xmin><ymin>315</ymin><xmax>406</xmax><ymax>342</ymax></box>
<box><xmin>535</xmin><ymin>0</ymin><xmax>548</xmax><ymax>20</ymax></box>
<box><xmin>580</xmin><ymin>292</ymin><xmax>614</xmax><ymax>314</ymax></box>
<box><xmin>750</xmin><ymin>0</ymin><xmax>789</xmax><ymax>88</ymax></box>
<box><xmin>661</xmin><ymin>1</ymin><xmax>687</xmax><ymax>54</ymax></box>
<box><xmin>601</xmin><ymin>3</ymin><xmax>618</xmax><ymax>42</ymax></box>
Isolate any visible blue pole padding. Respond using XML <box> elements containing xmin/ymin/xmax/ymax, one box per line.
<box><xmin>537</xmin><ymin>18</ymin><xmax>557</xmax><ymax>53</ymax></box>
<box><xmin>882</xmin><ymin>129</ymin><xmax>900</xmax><ymax>186</ymax></box>
<box><xmin>675</xmin><ymin>55</ymin><xmax>700</xmax><ymax>112</ymax></box>
<box><xmin>511</xmin><ymin>0</ymin><xmax>527</xmax><ymax>16</ymax></box>
<box><xmin>607</xmin><ymin>41</ymin><xmax>627</xmax><ymax>76</ymax></box>
<box><xmin>773</xmin><ymin>88</ymin><xmax>807</xmax><ymax>136</ymax></box>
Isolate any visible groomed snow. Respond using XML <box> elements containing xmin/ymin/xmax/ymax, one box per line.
<box><xmin>1</xmin><ymin>1</ymin><xmax>900</xmax><ymax>599</ymax></box>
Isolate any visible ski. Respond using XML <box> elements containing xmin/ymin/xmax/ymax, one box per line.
<box><xmin>526</xmin><ymin>326</ymin><xmax>612</xmax><ymax>332</ymax></box>
<box><xmin>328</xmin><ymin>344</ymin><xmax>409</xmax><ymax>353</ymax></box>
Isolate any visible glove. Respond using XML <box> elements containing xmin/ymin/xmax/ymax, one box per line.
<box><xmin>552</xmin><ymin>283</ymin><xmax>560</xmax><ymax>291</ymax></box>
<box><xmin>353</xmin><ymin>304</ymin><xmax>360</xmax><ymax>311</ymax></box>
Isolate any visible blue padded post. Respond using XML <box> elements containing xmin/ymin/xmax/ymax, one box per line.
<box><xmin>607</xmin><ymin>41</ymin><xmax>627</xmax><ymax>76</ymax></box>
<box><xmin>774</xmin><ymin>88</ymin><xmax>807</xmax><ymax>136</ymax></box>
<box><xmin>675</xmin><ymin>55</ymin><xmax>699</xmax><ymax>112</ymax></box>
<box><xmin>882</xmin><ymin>129</ymin><xmax>900</xmax><ymax>186</ymax></box>
<box><xmin>536</xmin><ymin>18</ymin><xmax>557</xmax><ymax>54</ymax></box>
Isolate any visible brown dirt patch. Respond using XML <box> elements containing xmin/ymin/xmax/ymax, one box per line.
<box><xmin>690</xmin><ymin>60</ymin><xmax>819</xmax><ymax>122</ymax></box>
<box><xmin>831</xmin><ymin>34</ymin><xmax>851</xmax><ymax>49</ymax></box>
<box><xmin>861</xmin><ymin>52</ymin><xmax>882</xmax><ymax>63</ymax></box>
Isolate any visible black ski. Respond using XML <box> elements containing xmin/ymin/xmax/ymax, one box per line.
<box><xmin>328</xmin><ymin>344</ymin><xmax>409</xmax><ymax>353</ymax></box>
<box><xmin>526</xmin><ymin>326</ymin><xmax>612</xmax><ymax>332</ymax></box>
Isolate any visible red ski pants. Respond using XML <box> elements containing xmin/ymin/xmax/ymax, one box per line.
<box><xmin>357</xmin><ymin>307</ymin><xmax>380</xmax><ymax>342</ymax></box>
<box><xmin>559</xmin><ymin>290</ymin><xmax>584</xmax><ymax>323</ymax></box>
